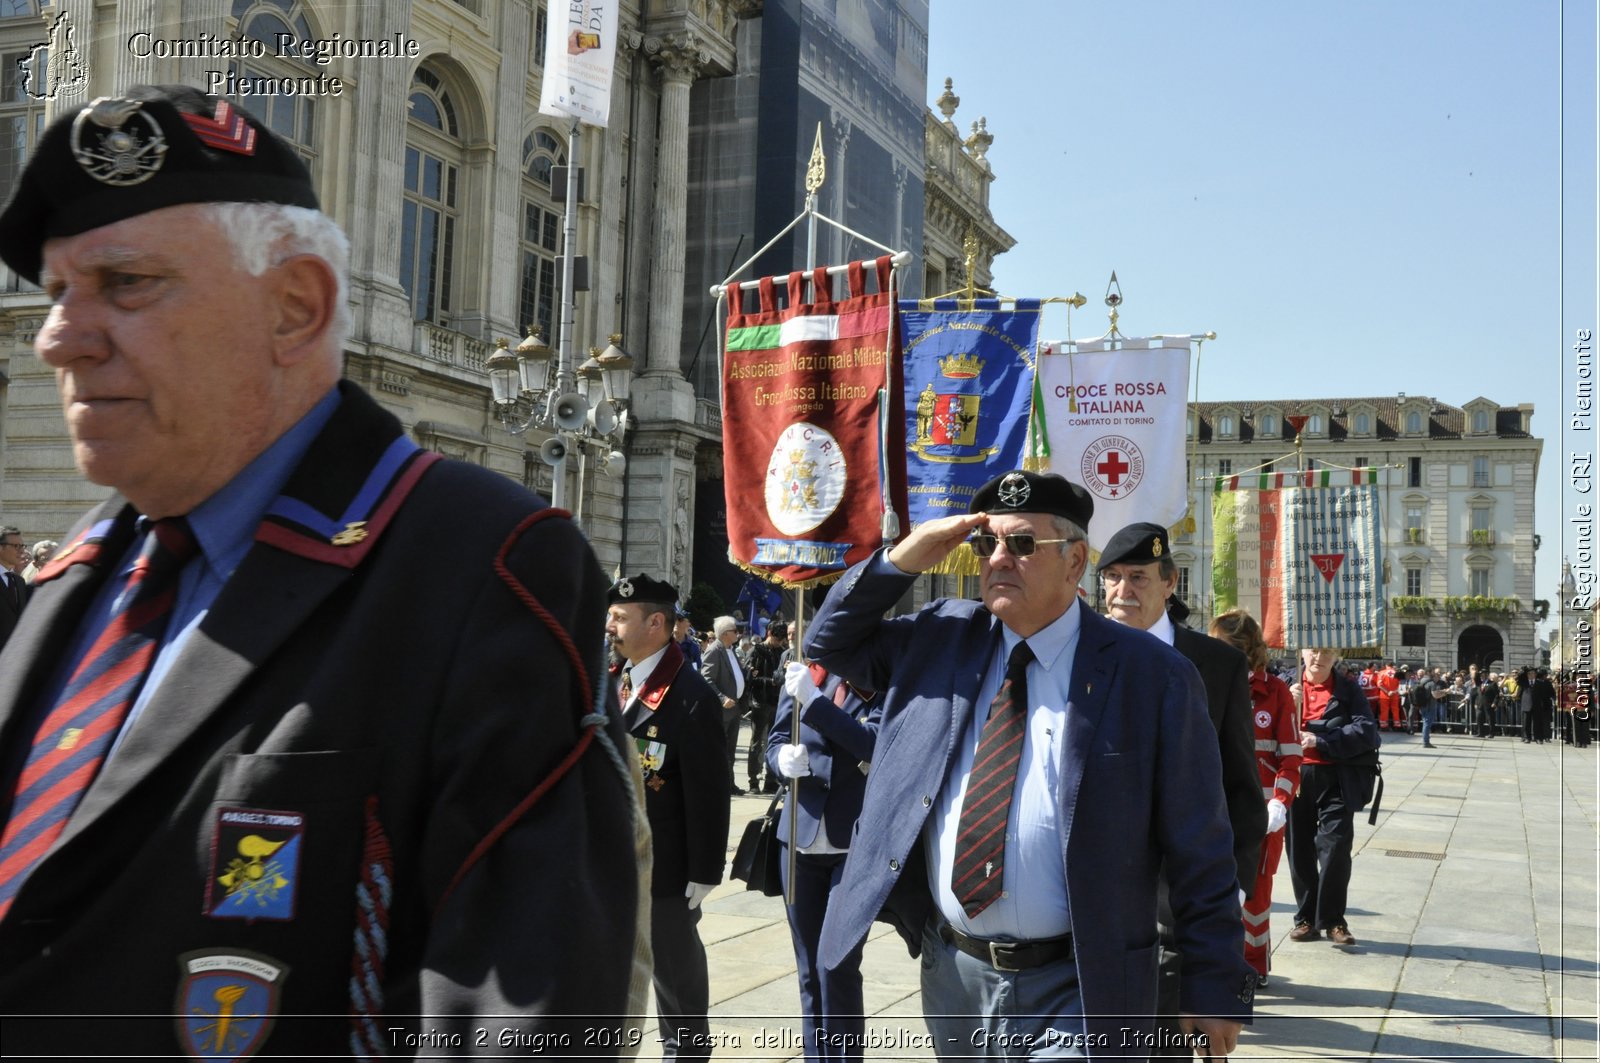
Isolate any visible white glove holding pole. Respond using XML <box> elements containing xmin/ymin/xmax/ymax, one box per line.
<box><xmin>1266</xmin><ymin>799</ymin><xmax>1288</xmax><ymax>834</ymax></box>
<box><xmin>685</xmin><ymin>881</ymin><xmax>715</xmax><ymax>909</ymax></box>
<box><xmin>784</xmin><ymin>661</ymin><xmax>818</xmax><ymax>704</ymax></box>
<box><xmin>777</xmin><ymin>743</ymin><xmax>811</xmax><ymax>779</ymax></box>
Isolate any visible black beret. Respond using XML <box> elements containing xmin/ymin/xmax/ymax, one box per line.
<box><xmin>1096</xmin><ymin>522</ymin><xmax>1171</xmax><ymax>570</ymax></box>
<box><xmin>0</xmin><ymin>84</ymin><xmax>319</xmax><ymax>284</ymax></box>
<box><xmin>969</xmin><ymin>470</ymin><xmax>1094</xmax><ymax>528</ymax></box>
<box><xmin>608</xmin><ymin>574</ymin><xmax>678</xmax><ymax>608</ymax></box>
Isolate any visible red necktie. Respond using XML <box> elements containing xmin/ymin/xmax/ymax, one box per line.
<box><xmin>952</xmin><ymin>641</ymin><xmax>1034</xmax><ymax>918</ymax></box>
<box><xmin>0</xmin><ymin>518</ymin><xmax>197</xmax><ymax>919</ymax></box>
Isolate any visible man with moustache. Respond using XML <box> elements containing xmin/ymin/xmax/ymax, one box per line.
<box><xmin>605</xmin><ymin>575</ymin><xmax>730</xmax><ymax>1061</ymax></box>
<box><xmin>809</xmin><ymin>470</ymin><xmax>1254</xmax><ymax>1060</ymax></box>
<box><xmin>1096</xmin><ymin>522</ymin><xmax>1264</xmax><ymax>1059</ymax></box>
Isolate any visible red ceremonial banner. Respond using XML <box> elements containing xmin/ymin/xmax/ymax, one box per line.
<box><xmin>721</xmin><ymin>257</ymin><xmax>906</xmax><ymax>587</ymax></box>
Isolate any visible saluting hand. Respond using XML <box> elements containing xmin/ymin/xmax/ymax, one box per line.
<box><xmin>887</xmin><ymin>512</ymin><xmax>989</xmax><ymax>574</ymax></box>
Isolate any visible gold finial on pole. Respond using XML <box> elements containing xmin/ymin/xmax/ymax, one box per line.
<box><xmin>1104</xmin><ymin>271</ymin><xmax>1123</xmax><ymax>338</ymax></box>
<box><xmin>805</xmin><ymin>123</ymin><xmax>826</xmax><ymax>196</ymax></box>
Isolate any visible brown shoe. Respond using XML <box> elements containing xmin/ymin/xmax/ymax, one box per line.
<box><xmin>1327</xmin><ymin>924</ymin><xmax>1357</xmax><ymax>946</ymax></box>
<box><xmin>1289</xmin><ymin>922</ymin><xmax>1319</xmax><ymax>942</ymax></box>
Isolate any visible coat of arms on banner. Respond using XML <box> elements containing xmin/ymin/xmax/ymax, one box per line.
<box><xmin>176</xmin><ymin>949</ymin><xmax>287</xmax><ymax>1060</ymax></box>
<box><xmin>909</xmin><ymin>352</ymin><xmax>998</xmax><ymax>463</ymax></box>
<box><xmin>766</xmin><ymin>422</ymin><xmax>847</xmax><ymax>534</ymax></box>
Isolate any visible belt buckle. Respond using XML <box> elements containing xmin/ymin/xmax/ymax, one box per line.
<box><xmin>988</xmin><ymin>940</ymin><xmax>1022</xmax><ymax>972</ymax></box>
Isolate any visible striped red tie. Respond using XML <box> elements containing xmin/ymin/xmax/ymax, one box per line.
<box><xmin>952</xmin><ymin>641</ymin><xmax>1034</xmax><ymax>918</ymax></box>
<box><xmin>0</xmin><ymin>518</ymin><xmax>197</xmax><ymax>919</ymax></box>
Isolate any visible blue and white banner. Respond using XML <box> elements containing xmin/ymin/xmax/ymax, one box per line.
<box><xmin>900</xmin><ymin>299</ymin><xmax>1040</xmax><ymax>526</ymax></box>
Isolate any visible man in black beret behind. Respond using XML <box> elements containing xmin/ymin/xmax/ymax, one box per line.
<box><xmin>807</xmin><ymin>470</ymin><xmax>1254</xmax><ymax>1059</ymax></box>
<box><xmin>1097</xmin><ymin>521</ymin><xmax>1265</xmax><ymax>1059</ymax></box>
<box><xmin>0</xmin><ymin>85</ymin><xmax>638</xmax><ymax>1054</ymax></box>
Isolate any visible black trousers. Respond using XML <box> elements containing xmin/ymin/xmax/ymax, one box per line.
<box><xmin>1288</xmin><ymin>763</ymin><xmax>1355</xmax><ymax>931</ymax></box>
<box><xmin>652</xmin><ymin>896</ymin><xmax>711</xmax><ymax>1060</ymax></box>
<box><xmin>746</xmin><ymin>697</ymin><xmax>776</xmax><ymax>787</ymax></box>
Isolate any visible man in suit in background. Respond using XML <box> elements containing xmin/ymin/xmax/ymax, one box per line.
<box><xmin>0</xmin><ymin>527</ymin><xmax>27</xmax><ymax>649</ymax></box>
<box><xmin>1096</xmin><ymin>521</ymin><xmax>1265</xmax><ymax>1059</ymax></box>
<box><xmin>702</xmin><ymin>614</ymin><xmax>752</xmax><ymax>796</ymax></box>
<box><xmin>810</xmin><ymin>470</ymin><xmax>1253</xmax><ymax>1060</ymax></box>
<box><xmin>606</xmin><ymin>575</ymin><xmax>730</xmax><ymax>1061</ymax></box>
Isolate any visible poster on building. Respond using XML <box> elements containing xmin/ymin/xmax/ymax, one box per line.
<box><xmin>899</xmin><ymin>298</ymin><xmax>1039</xmax><ymax>526</ymax></box>
<box><xmin>537</xmin><ymin>0</ymin><xmax>619</xmax><ymax>126</ymax></box>
<box><xmin>1032</xmin><ymin>340</ymin><xmax>1190</xmax><ymax>553</ymax></box>
<box><xmin>720</xmin><ymin>259</ymin><xmax>907</xmax><ymax>587</ymax></box>
<box><xmin>1212</xmin><ymin>469</ymin><xmax>1385</xmax><ymax>649</ymax></box>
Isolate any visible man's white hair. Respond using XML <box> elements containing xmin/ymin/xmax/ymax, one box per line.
<box><xmin>199</xmin><ymin>202</ymin><xmax>351</xmax><ymax>349</ymax></box>
<box><xmin>713</xmin><ymin>616</ymin><xmax>738</xmax><ymax>637</ymax></box>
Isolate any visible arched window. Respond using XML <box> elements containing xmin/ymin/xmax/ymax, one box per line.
<box><xmin>1472</xmin><ymin>409</ymin><xmax>1490</xmax><ymax>433</ymax></box>
<box><xmin>519</xmin><ymin>129</ymin><xmax>566</xmax><ymax>339</ymax></box>
<box><xmin>1355</xmin><ymin>412</ymin><xmax>1371</xmax><ymax>434</ymax></box>
<box><xmin>1218</xmin><ymin>415</ymin><xmax>1234</xmax><ymax>437</ymax></box>
<box><xmin>1307</xmin><ymin>414</ymin><xmax>1322</xmax><ymax>434</ymax></box>
<box><xmin>402</xmin><ymin>66</ymin><xmax>462</xmax><ymax>324</ymax></box>
<box><xmin>1406</xmin><ymin>410</ymin><xmax>1422</xmax><ymax>434</ymax></box>
<box><xmin>1259</xmin><ymin>413</ymin><xmax>1275</xmax><ymax>436</ymax></box>
<box><xmin>228</xmin><ymin>1</ymin><xmax>320</xmax><ymax>169</ymax></box>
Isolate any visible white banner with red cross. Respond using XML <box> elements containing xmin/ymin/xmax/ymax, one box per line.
<box><xmin>1032</xmin><ymin>339</ymin><xmax>1190</xmax><ymax>554</ymax></box>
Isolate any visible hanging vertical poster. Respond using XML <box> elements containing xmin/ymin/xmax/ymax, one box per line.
<box><xmin>721</xmin><ymin>258</ymin><xmax>906</xmax><ymax>586</ymax></box>
<box><xmin>899</xmin><ymin>299</ymin><xmax>1039</xmax><ymax>525</ymax></box>
<box><xmin>537</xmin><ymin>0</ymin><xmax>620</xmax><ymax>125</ymax></box>
<box><xmin>1213</xmin><ymin>468</ymin><xmax>1385</xmax><ymax>649</ymax></box>
<box><xmin>1034</xmin><ymin>340</ymin><xmax>1191</xmax><ymax>553</ymax></box>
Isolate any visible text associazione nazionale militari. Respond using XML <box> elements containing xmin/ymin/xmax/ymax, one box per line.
<box><xmin>125</xmin><ymin>31</ymin><xmax>422</xmax><ymax>97</ymax></box>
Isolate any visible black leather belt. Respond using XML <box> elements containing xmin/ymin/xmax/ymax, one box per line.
<box><xmin>936</xmin><ymin>918</ymin><xmax>1074</xmax><ymax>972</ymax></box>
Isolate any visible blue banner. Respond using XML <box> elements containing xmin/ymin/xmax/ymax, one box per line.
<box><xmin>899</xmin><ymin>299</ymin><xmax>1040</xmax><ymax>525</ymax></box>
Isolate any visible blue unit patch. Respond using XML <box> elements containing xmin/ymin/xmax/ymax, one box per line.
<box><xmin>175</xmin><ymin>949</ymin><xmax>288</xmax><ymax>1060</ymax></box>
<box><xmin>205</xmin><ymin>808</ymin><xmax>304</xmax><ymax>921</ymax></box>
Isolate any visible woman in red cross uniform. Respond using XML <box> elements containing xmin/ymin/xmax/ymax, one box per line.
<box><xmin>1210</xmin><ymin>609</ymin><xmax>1303</xmax><ymax>982</ymax></box>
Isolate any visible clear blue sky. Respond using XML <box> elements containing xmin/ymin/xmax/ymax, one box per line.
<box><xmin>927</xmin><ymin>0</ymin><xmax>1597</xmax><ymax>634</ymax></box>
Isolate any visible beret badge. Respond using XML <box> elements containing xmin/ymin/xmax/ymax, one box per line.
<box><xmin>71</xmin><ymin>96</ymin><xmax>168</xmax><ymax>187</ymax></box>
<box><xmin>996</xmin><ymin>472</ymin><xmax>1031</xmax><ymax>509</ymax></box>
<box><xmin>616</xmin><ymin>577</ymin><xmax>634</xmax><ymax>599</ymax></box>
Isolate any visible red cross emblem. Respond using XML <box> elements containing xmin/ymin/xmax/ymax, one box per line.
<box><xmin>1097</xmin><ymin>451</ymin><xmax>1130</xmax><ymax>486</ymax></box>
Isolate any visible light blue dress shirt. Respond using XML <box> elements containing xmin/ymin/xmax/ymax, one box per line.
<box><xmin>37</xmin><ymin>387</ymin><xmax>343</xmax><ymax>760</ymax></box>
<box><xmin>927</xmin><ymin>597</ymin><xmax>1082</xmax><ymax>941</ymax></box>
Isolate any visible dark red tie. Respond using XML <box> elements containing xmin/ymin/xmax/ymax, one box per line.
<box><xmin>952</xmin><ymin>641</ymin><xmax>1034</xmax><ymax>918</ymax></box>
<box><xmin>0</xmin><ymin>518</ymin><xmax>197</xmax><ymax>919</ymax></box>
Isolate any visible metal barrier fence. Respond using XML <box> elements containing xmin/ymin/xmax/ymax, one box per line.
<box><xmin>1393</xmin><ymin>691</ymin><xmax>1593</xmax><ymax>741</ymax></box>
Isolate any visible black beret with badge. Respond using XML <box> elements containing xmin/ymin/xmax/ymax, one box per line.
<box><xmin>969</xmin><ymin>469</ymin><xmax>1094</xmax><ymax>529</ymax></box>
<box><xmin>0</xmin><ymin>84</ymin><xmax>319</xmax><ymax>284</ymax></box>
<box><xmin>1095</xmin><ymin>522</ymin><xmax>1170</xmax><ymax>571</ymax></box>
<box><xmin>608</xmin><ymin>574</ymin><xmax>678</xmax><ymax>608</ymax></box>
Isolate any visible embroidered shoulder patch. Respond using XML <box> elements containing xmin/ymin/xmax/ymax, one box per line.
<box><xmin>205</xmin><ymin>808</ymin><xmax>304</xmax><ymax>921</ymax></box>
<box><xmin>175</xmin><ymin>948</ymin><xmax>288</xmax><ymax>1060</ymax></box>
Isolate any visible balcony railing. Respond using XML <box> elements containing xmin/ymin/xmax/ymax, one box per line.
<box><xmin>1469</xmin><ymin>528</ymin><xmax>1496</xmax><ymax>546</ymax></box>
<box><xmin>415</xmin><ymin>321</ymin><xmax>491</xmax><ymax>374</ymax></box>
<box><xmin>1405</xmin><ymin>527</ymin><xmax>1426</xmax><ymax>545</ymax></box>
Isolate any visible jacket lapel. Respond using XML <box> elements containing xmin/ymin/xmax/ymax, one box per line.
<box><xmin>50</xmin><ymin>384</ymin><xmax>437</xmax><ymax>852</ymax></box>
<box><xmin>944</xmin><ymin>612</ymin><xmax>1002</xmax><ymax>769</ymax></box>
<box><xmin>1058</xmin><ymin>605</ymin><xmax>1117</xmax><ymax>847</ymax></box>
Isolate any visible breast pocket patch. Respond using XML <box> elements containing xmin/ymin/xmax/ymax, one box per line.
<box><xmin>205</xmin><ymin>808</ymin><xmax>304</xmax><ymax>921</ymax></box>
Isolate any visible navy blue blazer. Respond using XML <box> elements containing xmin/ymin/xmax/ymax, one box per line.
<box><xmin>806</xmin><ymin>553</ymin><xmax>1254</xmax><ymax>1046</ymax></box>
<box><xmin>764</xmin><ymin>672</ymin><xmax>882</xmax><ymax>849</ymax></box>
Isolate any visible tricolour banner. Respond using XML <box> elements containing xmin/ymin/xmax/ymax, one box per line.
<box><xmin>1212</xmin><ymin>468</ymin><xmax>1384</xmax><ymax>649</ymax></box>
<box><xmin>537</xmin><ymin>0</ymin><xmax>619</xmax><ymax>126</ymax></box>
<box><xmin>1033</xmin><ymin>340</ymin><xmax>1190</xmax><ymax>553</ymax></box>
<box><xmin>899</xmin><ymin>299</ymin><xmax>1039</xmax><ymax>525</ymax></box>
<box><xmin>721</xmin><ymin>259</ymin><xmax>906</xmax><ymax>587</ymax></box>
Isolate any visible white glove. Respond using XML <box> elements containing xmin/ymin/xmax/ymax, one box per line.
<box><xmin>785</xmin><ymin>661</ymin><xmax>818</xmax><ymax>703</ymax></box>
<box><xmin>1266</xmin><ymin>799</ymin><xmax>1288</xmax><ymax>834</ymax></box>
<box><xmin>685</xmin><ymin>881</ymin><xmax>715</xmax><ymax>910</ymax></box>
<box><xmin>777</xmin><ymin>743</ymin><xmax>811</xmax><ymax>779</ymax></box>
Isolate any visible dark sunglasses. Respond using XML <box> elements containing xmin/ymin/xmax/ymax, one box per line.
<box><xmin>968</xmin><ymin>533</ymin><xmax>1079</xmax><ymax>558</ymax></box>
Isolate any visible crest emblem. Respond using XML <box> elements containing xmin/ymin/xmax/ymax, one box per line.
<box><xmin>176</xmin><ymin>949</ymin><xmax>287</xmax><ymax>1060</ymax></box>
<box><xmin>205</xmin><ymin>809</ymin><xmax>303</xmax><ymax>921</ymax></box>
<box><xmin>909</xmin><ymin>383</ymin><xmax>998</xmax><ymax>465</ymax></box>
<box><xmin>71</xmin><ymin>96</ymin><xmax>168</xmax><ymax>186</ymax></box>
<box><xmin>1256</xmin><ymin>709</ymin><xmax>1272</xmax><ymax>730</ymax></box>
<box><xmin>1080</xmin><ymin>435</ymin><xmax>1146</xmax><ymax>501</ymax></box>
<box><xmin>616</xmin><ymin>577</ymin><xmax>634</xmax><ymax>599</ymax></box>
<box><xmin>765</xmin><ymin>422</ymin><xmax>846</xmax><ymax>536</ymax></box>
<box><xmin>1151</xmin><ymin>538</ymin><xmax>1163</xmax><ymax>557</ymax></box>
<box><xmin>996</xmin><ymin>472</ymin><xmax>1031</xmax><ymax>509</ymax></box>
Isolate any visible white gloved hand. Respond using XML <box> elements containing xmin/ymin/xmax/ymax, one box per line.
<box><xmin>685</xmin><ymin>881</ymin><xmax>715</xmax><ymax>910</ymax></box>
<box><xmin>1239</xmin><ymin>887</ymin><xmax>1248</xmax><ymax>908</ymax></box>
<box><xmin>1266</xmin><ymin>799</ymin><xmax>1288</xmax><ymax>834</ymax></box>
<box><xmin>777</xmin><ymin>743</ymin><xmax>811</xmax><ymax>779</ymax></box>
<box><xmin>785</xmin><ymin>661</ymin><xmax>818</xmax><ymax>703</ymax></box>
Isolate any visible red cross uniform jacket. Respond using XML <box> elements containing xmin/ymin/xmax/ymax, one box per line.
<box><xmin>0</xmin><ymin>383</ymin><xmax>639</xmax><ymax>1057</ymax></box>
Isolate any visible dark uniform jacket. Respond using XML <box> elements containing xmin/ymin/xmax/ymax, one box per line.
<box><xmin>624</xmin><ymin>641</ymin><xmax>731</xmax><ymax>895</ymax></box>
<box><xmin>764</xmin><ymin>671</ymin><xmax>882</xmax><ymax>850</ymax></box>
<box><xmin>0</xmin><ymin>384</ymin><xmax>638</xmax><ymax>1056</ymax></box>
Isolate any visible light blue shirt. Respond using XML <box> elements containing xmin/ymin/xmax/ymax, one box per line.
<box><xmin>927</xmin><ymin>597</ymin><xmax>1082</xmax><ymax>941</ymax></box>
<box><xmin>39</xmin><ymin>388</ymin><xmax>342</xmax><ymax>760</ymax></box>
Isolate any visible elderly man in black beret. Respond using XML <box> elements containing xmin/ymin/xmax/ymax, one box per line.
<box><xmin>807</xmin><ymin>470</ymin><xmax>1254</xmax><ymax>1060</ymax></box>
<box><xmin>604</xmin><ymin>574</ymin><xmax>730</xmax><ymax>1061</ymax></box>
<box><xmin>1097</xmin><ymin>521</ymin><xmax>1265</xmax><ymax>1059</ymax></box>
<box><xmin>0</xmin><ymin>85</ymin><xmax>639</xmax><ymax>1054</ymax></box>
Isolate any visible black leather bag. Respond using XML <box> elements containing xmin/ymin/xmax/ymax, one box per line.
<box><xmin>730</xmin><ymin>788</ymin><xmax>785</xmax><ymax>896</ymax></box>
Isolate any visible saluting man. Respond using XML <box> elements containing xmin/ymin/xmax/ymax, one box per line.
<box><xmin>606</xmin><ymin>574</ymin><xmax>731</xmax><ymax>1061</ymax></box>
